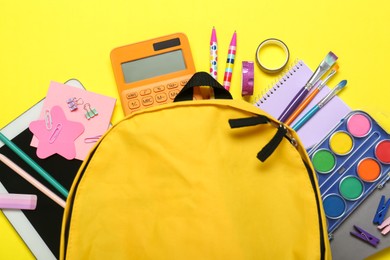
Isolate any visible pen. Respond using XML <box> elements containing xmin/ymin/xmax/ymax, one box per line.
<box><xmin>0</xmin><ymin>132</ymin><xmax>69</xmax><ymax>198</ymax></box>
<box><xmin>292</xmin><ymin>80</ymin><xmax>347</xmax><ymax>131</ymax></box>
<box><xmin>210</xmin><ymin>27</ymin><xmax>218</xmax><ymax>80</ymax></box>
<box><xmin>223</xmin><ymin>31</ymin><xmax>237</xmax><ymax>91</ymax></box>
<box><xmin>278</xmin><ymin>51</ymin><xmax>338</xmax><ymax>122</ymax></box>
<box><xmin>285</xmin><ymin>64</ymin><xmax>339</xmax><ymax>125</ymax></box>
<box><xmin>0</xmin><ymin>153</ymin><xmax>66</xmax><ymax>208</ymax></box>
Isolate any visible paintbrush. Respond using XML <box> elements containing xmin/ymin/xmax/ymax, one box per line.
<box><xmin>292</xmin><ymin>79</ymin><xmax>347</xmax><ymax>131</ymax></box>
<box><xmin>278</xmin><ymin>51</ymin><xmax>338</xmax><ymax>123</ymax></box>
<box><xmin>285</xmin><ymin>64</ymin><xmax>339</xmax><ymax>125</ymax></box>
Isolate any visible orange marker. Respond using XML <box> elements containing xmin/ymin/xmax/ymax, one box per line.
<box><xmin>285</xmin><ymin>64</ymin><xmax>339</xmax><ymax>126</ymax></box>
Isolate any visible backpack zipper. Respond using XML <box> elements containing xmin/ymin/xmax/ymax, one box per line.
<box><xmin>62</xmin><ymin>147</ymin><xmax>97</xmax><ymax>259</ymax></box>
<box><xmin>229</xmin><ymin>116</ymin><xmax>326</xmax><ymax>259</ymax></box>
<box><xmin>303</xmin><ymin>160</ymin><xmax>327</xmax><ymax>260</ymax></box>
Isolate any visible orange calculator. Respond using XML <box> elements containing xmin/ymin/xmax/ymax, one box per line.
<box><xmin>110</xmin><ymin>33</ymin><xmax>196</xmax><ymax>116</ymax></box>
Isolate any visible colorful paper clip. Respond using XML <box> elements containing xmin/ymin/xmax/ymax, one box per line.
<box><xmin>49</xmin><ymin>123</ymin><xmax>63</xmax><ymax>144</ymax></box>
<box><xmin>350</xmin><ymin>225</ymin><xmax>380</xmax><ymax>247</ymax></box>
<box><xmin>44</xmin><ymin>109</ymin><xmax>52</xmax><ymax>130</ymax></box>
<box><xmin>378</xmin><ymin>216</ymin><xmax>390</xmax><ymax>235</ymax></box>
<box><xmin>84</xmin><ymin>135</ymin><xmax>102</xmax><ymax>143</ymax></box>
<box><xmin>373</xmin><ymin>195</ymin><xmax>390</xmax><ymax>225</ymax></box>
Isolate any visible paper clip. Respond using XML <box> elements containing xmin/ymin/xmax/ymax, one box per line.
<box><xmin>378</xmin><ymin>216</ymin><xmax>390</xmax><ymax>235</ymax></box>
<box><xmin>373</xmin><ymin>195</ymin><xmax>390</xmax><ymax>225</ymax></box>
<box><xmin>49</xmin><ymin>123</ymin><xmax>62</xmax><ymax>144</ymax></box>
<box><xmin>84</xmin><ymin>135</ymin><xmax>102</xmax><ymax>143</ymax></box>
<box><xmin>44</xmin><ymin>109</ymin><xmax>52</xmax><ymax>130</ymax></box>
<box><xmin>350</xmin><ymin>225</ymin><xmax>380</xmax><ymax>247</ymax></box>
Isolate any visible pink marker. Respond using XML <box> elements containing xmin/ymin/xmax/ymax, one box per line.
<box><xmin>223</xmin><ymin>31</ymin><xmax>237</xmax><ymax>91</ymax></box>
<box><xmin>0</xmin><ymin>193</ymin><xmax>37</xmax><ymax>210</ymax></box>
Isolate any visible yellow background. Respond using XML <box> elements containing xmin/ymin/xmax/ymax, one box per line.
<box><xmin>1</xmin><ymin>0</ymin><xmax>389</xmax><ymax>259</ymax></box>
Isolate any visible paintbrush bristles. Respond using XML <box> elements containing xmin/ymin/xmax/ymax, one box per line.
<box><xmin>318</xmin><ymin>64</ymin><xmax>339</xmax><ymax>89</ymax></box>
<box><xmin>325</xmin><ymin>51</ymin><xmax>338</xmax><ymax>65</ymax></box>
<box><xmin>336</xmin><ymin>79</ymin><xmax>347</xmax><ymax>89</ymax></box>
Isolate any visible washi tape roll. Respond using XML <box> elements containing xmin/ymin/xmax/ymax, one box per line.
<box><xmin>241</xmin><ymin>61</ymin><xmax>254</xmax><ymax>96</ymax></box>
<box><xmin>255</xmin><ymin>38</ymin><xmax>289</xmax><ymax>73</ymax></box>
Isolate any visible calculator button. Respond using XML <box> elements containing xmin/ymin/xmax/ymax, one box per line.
<box><xmin>155</xmin><ymin>93</ymin><xmax>168</xmax><ymax>103</ymax></box>
<box><xmin>153</xmin><ymin>85</ymin><xmax>165</xmax><ymax>92</ymax></box>
<box><xmin>142</xmin><ymin>96</ymin><xmax>154</xmax><ymax>106</ymax></box>
<box><xmin>167</xmin><ymin>82</ymin><xmax>179</xmax><ymax>89</ymax></box>
<box><xmin>128</xmin><ymin>99</ymin><xmax>140</xmax><ymax>110</ymax></box>
<box><xmin>140</xmin><ymin>89</ymin><xmax>152</xmax><ymax>96</ymax></box>
<box><xmin>126</xmin><ymin>92</ymin><xmax>138</xmax><ymax>99</ymax></box>
<box><xmin>180</xmin><ymin>79</ymin><xmax>188</xmax><ymax>86</ymax></box>
<box><xmin>168</xmin><ymin>90</ymin><xmax>180</xmax><ymax>100</ymax></box>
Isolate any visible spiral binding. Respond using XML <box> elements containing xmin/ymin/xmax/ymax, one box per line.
<box><xmin>254</xmin><ymin>59</ymin><xmax>304</xmax><ymax>107</ymax></box>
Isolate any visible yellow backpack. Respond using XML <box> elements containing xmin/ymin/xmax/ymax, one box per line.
<box><xmin>60</xmin><ymin>72</ymin><xmax>331</xmax><ymax>260</ymax></box>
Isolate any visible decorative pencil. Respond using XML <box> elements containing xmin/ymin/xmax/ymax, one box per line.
<box><xmin>292</xmin><ymin>80</ymin><xmax>347</xmax><ymax>131</ymax></box>
<box><xmin>223</xmin><ymin>31</ymin><xmax>237</xmax><ymax>91</ymax></box>
<box><xmin>210</xmin><ymin>27</ymin><xmax>218</xmax><ymax>80</ymax></box>
<box><xmin>278</xmin><ymin>51</ymin><xmax>338</xmax><ymax>122</ymax></box>
<box><xmin>285</xmin><ymin>64</ymin><xmax>339</xmax><ymax>125</ymax></box>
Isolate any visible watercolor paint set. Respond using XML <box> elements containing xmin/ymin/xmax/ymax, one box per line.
<box><xmin>307</xmin><ymin>110</ymin><xmax>390</xmax><ymax>236</ymax></box>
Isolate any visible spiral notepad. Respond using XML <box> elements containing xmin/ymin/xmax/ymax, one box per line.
<box><xmin>255</xmin><ymin>60</ymin><xmax>351</xmax><ymax>149</ymax></box>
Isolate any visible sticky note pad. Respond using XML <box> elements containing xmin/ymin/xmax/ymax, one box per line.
<box><xmin>31</xmin><ymin>81</ymin><xmax>116</xmax><ymax>160</ymax></box>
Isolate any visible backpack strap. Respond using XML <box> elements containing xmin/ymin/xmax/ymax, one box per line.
<box><xmin>174</xmin><ymin>72</ymin><xmax>233</xmax><ymax>102</ymax></box>
<box><xmin>229</xmin><ymin>115</ymin><xmax>296</xmax><ymax>162</ymax></box>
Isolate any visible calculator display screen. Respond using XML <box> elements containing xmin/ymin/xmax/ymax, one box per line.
<box><xmin>121</xmin><ymin>50</ymin><xmax>186</xmax><ymax>83</ymax></box>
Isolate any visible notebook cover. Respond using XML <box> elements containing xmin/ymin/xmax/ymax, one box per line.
<box><xmin>255</xmin><ymin>60</ymin><xmax>352</xmax><ymax>149</ymax></box>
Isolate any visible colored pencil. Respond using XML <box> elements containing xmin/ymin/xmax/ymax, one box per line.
<box><xmin>223</xmin><ymin>31</ymin><xmax>237</xmax><ymax>91</ymax></box>
<box><xmin>0</xmin><ymin>153</ymin><xmax>66</xmax><ymax>208</ymax></box>
<box><xmin>292</xmin><ymin>80</ymin><xmax>347</xmax><ymax>131</ymax></box>
<box><xmin>285</xmin><ymin>64</ymin><xmax>339</xmax><ymax>125</ymax></box>
<box><xmin>0</xmin><ymin>131</ymin><xmax>69</xmax><ymax>198</ymax></box>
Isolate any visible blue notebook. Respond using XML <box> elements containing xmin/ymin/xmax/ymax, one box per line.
<box><xmin>254</xmin><ymin>60</ymin><xmax>351</xmax><ymax>149</ymax></box>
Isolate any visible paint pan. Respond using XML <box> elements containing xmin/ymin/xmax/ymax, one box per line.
<box><xmin>339</xmin><ymin>176</ymin><xmax>364</xmax><ymax>201</ymax></box>
<box><xmin>311</xmin><ymin>149</ymin><xmax>336</xmax><ymax>174</ymax></box>
<box><xmin>347</xmin><ymin>112</ymin><xmax>372</xmax><ymax>138</ymax></box>
<box><xmin>323</xmin><ymin>194</ymin><xmax>346</xmax><ymax>219</ymax></box>
<box><xmin>357</xmin><ymin>157</ymin><xmax>381</xmax><ymax>182</ymax></box>
<box><xmin>375</xmin><ymin>139</ymin><xmax>390</xmax><ymax>164</ymax></box>
<box><xmin>329</xmin><ymin>131</ymin><xmax>353</xmax><ymax>156</ymax></box>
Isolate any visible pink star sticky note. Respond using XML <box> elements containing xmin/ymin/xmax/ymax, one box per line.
<box><xmin>29</xmin><ymin>106</ymin><xmax>85</xmax><ymax>160</ymax></box>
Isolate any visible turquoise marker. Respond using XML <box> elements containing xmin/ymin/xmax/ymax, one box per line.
<box><xmin>292</xmin><ymin>80</ymin><xmax>347</xmax><ymax>131</ymax></box>
<box><xmin>0</xmin><ymin>131</ymin><xmax>69</xmax><ymax>198</ymax></box>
